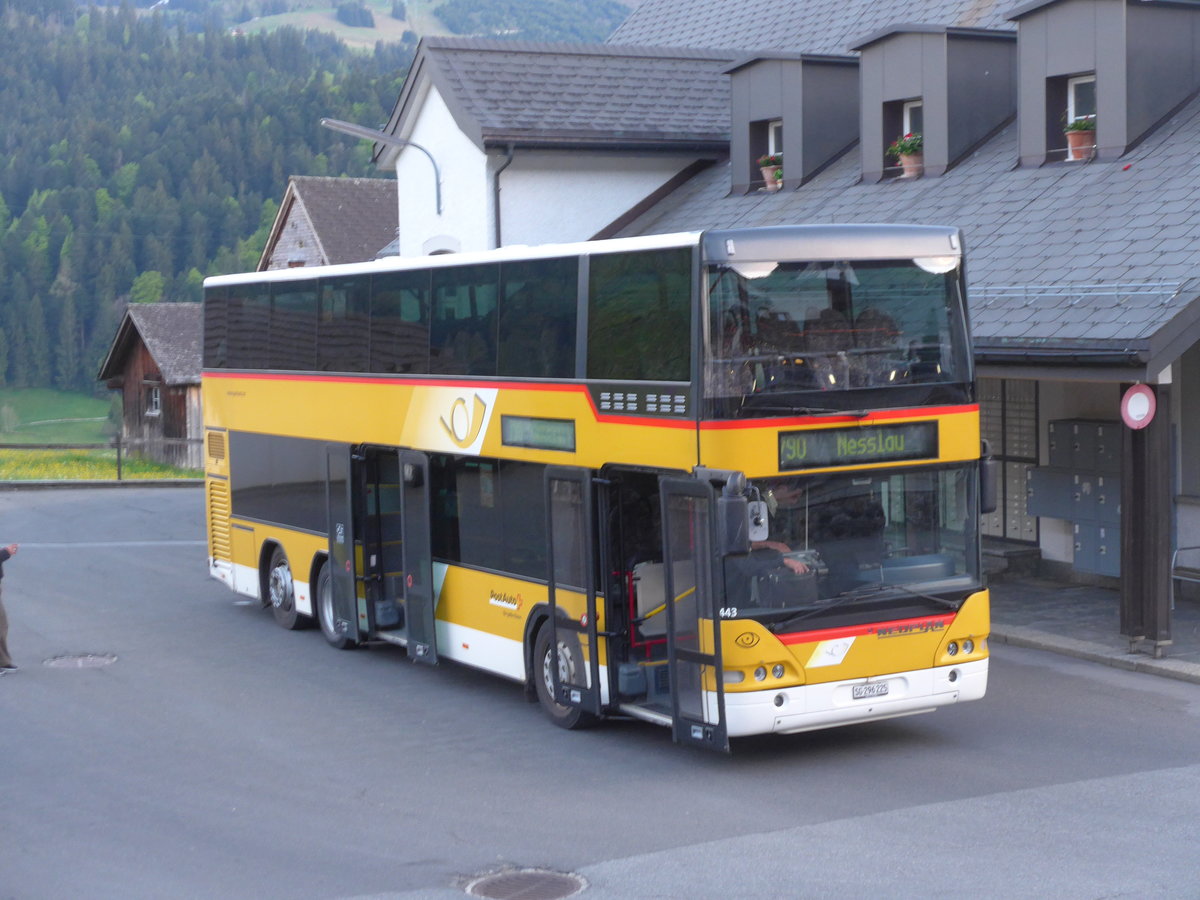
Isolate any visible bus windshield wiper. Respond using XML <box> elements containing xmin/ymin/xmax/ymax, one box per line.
<box><xmin>769</xmin><ymin>581</ymin><xmax>959</xmax><ymax>632</ymax></box>
<box><xmin>740</xmin><ymin>403</ymin><xmax>871</xmax><ymax>417</ymax></box>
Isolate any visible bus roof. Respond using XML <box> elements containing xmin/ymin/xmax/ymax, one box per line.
<box><xmin>701</xmin><ymin>224</ymin><xmax>962</xmax><ymax>265</ymax></box>
<box><xmin>203</xmin><ymin>230</ymin><xmax>703</xmax><ymax>288</ymax></box>
<box><xmin>204</xmin><ymin>223</ymin><xmax>963</xmax><ymax>289</ymax></box>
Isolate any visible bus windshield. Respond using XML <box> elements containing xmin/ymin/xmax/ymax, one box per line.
<box><xmin>705</xmin><ymin>258</ymin><xmax>970</xmax><ymax>417</ymax></box>
<box><xmin>723</xmin><ymin>464</ymin><xmax>981</xmax><ymax>627</ymax></box>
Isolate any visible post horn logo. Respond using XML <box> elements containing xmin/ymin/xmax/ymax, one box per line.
<box><xmin>440</xmin><ymin>394</ymin><xmax>488</xmax><ymax>448</ymax></box>
<box><xmin>735</xmin><ymin>632</ymin><xmax>760</xmax><ymax>648</ymax></box>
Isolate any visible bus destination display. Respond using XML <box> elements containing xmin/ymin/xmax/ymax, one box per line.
<box><xmin>778</xmin><ymin>421</ymin><xmax>938</xmax><ymax>471</ymax></box>
<box><xmin>501</xmin><ymin>415</ymin><xmax>576</xmax><ymax>452</ymax></box>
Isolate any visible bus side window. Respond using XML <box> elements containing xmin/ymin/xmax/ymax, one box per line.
<box><xmin>431</xmin><ymin>265</ymin><xmax>498</xmax><ymax>376</ymax></box>
<box><xmin>497</xmin><ymin>257</ymin><xmax>578</xmax><ymax>378</ymax></box>
<box><xmin>586</xmin><ymin>248</ymin><xmax>691</xmax><ymax>382</ymax></box>
<box><xmin>370</xmin><ymin>270</ymin><xmax>430</xmax><ymax>374</ymax></box>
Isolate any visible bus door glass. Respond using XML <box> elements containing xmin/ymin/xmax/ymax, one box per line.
<box><xmin>545</xmin><ymin>467</ymin><xmax>602</xmax><ymax>716</ymax></box>
<box><xmin>325</xmin><ymin>445</ymin><xmax>363</xmax><ymax>641</ymax></box>
<box><xmin>362</xmin><ymin>449</ymin><xmax>404</xmax><ymax>634</ymax></box>
<box><xmin>400</xmin><ymin>449</ymin><xmax>437</xmax><ymax>664</ymax></box>
<box><xmin>659</xmin><ymin>477</ymin><xmax>729</xmax><ymax>752</ymax></box>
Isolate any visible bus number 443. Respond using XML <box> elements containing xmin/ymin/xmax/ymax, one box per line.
<box><xmin>719</xmin><ymin>607</ymin><xmax>738</xmax><ymax>618</ymax></box>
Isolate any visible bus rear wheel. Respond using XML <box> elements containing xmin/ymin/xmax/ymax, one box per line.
<box><xmin>533</xmin><ymin>624</ymin><xmax>600</xmax><ymax>730</ymax></box>
<box><xmin>267</xmin><ymin>546</ymin><xmax>307</xmax><ymax>631</ymax></box>
<box><xmin>316</xmin><ymin>562</ymin><xmax>358</xmax><ymax>650</ymax></box>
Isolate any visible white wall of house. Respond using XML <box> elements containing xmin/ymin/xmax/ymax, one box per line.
<box><xmin>496</xmin><ymin>151</ymin><xmax>700</xmax><ymax>247</ymax></box>
<box><xmin>394</xmin><ymin>87</ymin><xmax>491</xmax><ymax>257</ymax></box>
<box><xmin>391</xmin><ymin>86</ymin><xmax>702</xmax><ymax>256</ymax></box>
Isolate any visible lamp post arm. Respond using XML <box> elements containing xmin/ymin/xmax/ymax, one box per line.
<box><xmin>319</xmin><ymin>117</ymin><xmax>442</xmax><ymax>215</ymax></box>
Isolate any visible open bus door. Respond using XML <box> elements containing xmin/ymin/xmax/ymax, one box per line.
<box><xmin>545</xmin><ymin>467</ymin><xmax>603</xmax><ymax>716</ymax></box>
<box><xmin>659</xmin><ymin>477</ymin><xmax>729</xmax><ymax>752</ymax></box>
<box><xmin>399</xmin><ymin>449</ymin><xmax>437</xmax><ymax>664</ymax></box>
<box><xmin>324</xmin><ymin>445</ymin><xmax>363</xmax><ymax>644</ymax></box>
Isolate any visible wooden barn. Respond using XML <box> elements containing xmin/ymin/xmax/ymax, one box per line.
<box><xmin>98</xmin><ymin>302</ymin><xmax>203</xmax><ymax>469</ymax></box>
<box><xmin>258</xmin><ymin>176</ymin><xmax>398</xmax><ymax>270</ymax></box>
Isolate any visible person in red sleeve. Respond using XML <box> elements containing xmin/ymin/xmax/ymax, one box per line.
<box><xmin>0</xmin><ymin>542</ymin><xmax>19</xmax><ymax>671</ymax></box>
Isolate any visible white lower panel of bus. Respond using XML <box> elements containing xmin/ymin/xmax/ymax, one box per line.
<box><xmin>437</xmin><ymin>621</ymin><xmax>527</xmax><ymax>683</ymax></box>
<box><xmin>723</xmin><ymin>658</ymin><xmax>988</xmax><ymax>738</ymax></box>
<box><xmin>437</xmin><ymin>621</ymin><xmax>611</xmax><ymax>703</ymax></box>
<box><xmin>212</xmin><ymin>559</ymin><xmax>314</xmax><ymax>616</ymax></box>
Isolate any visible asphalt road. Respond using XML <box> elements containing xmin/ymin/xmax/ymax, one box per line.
<box><xmin>2</xmin><ymin>487</ymin><xmax>1199</xmax><ymax>900</ymax></box>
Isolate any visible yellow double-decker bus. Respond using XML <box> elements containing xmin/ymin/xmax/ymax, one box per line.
<box><xmin>202</xmin><ymin>224</ymin><xmax>991</xmax><ymax>751</ymax></box>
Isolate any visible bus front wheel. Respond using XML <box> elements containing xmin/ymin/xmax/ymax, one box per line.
<box><xmin>316</xmin><ymin>563</ymin><xmax>358</xmax><ymax>650</ymax></box>
<box><xmin>267</xmin><ymin>546</ymin><xmax>307</xmax><ymax>631</ymax></box>
<box><xmin>533</xmin><ymin>624</ymin><xmax>599</xmax><ymax>730</ymax></box>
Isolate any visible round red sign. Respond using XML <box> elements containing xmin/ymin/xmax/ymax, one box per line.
<box><xmin>1121</xmin><ymin>384</ymin><xmax>1156</xmax><ymax>430</ymax></box>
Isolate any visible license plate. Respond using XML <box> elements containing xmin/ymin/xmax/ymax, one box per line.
<box><xmin>852</xmin><ymin>681</ymin><xmax>889</xmax><ymax>699</ymax></box>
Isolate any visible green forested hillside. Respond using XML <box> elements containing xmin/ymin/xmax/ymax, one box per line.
<box><xmin>0</xmin><ymin>0</ymin><xmax>632</xmax><ymax>394</ymax></box>
<box><xmin>0</xmin><ymin>1</ymin><xmax>415</xmax><ymax>392</ymax></box>
<box><xmin>433</xmin><ymin>0</ymin><xmax>629</xmax><ymax>42</ymax></box>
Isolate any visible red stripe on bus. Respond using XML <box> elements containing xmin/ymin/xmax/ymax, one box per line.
<box><xmin>776</xmin><ymin>613</ymin><xmax>956</xmax><ymax>645</ymax></box>
<box><xmin>698</xmin><ymin>404</ymin><xmax>978</xmax><ymax>430</ymax></box>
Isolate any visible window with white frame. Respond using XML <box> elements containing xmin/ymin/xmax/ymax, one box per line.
<box><xmin>902</xmin><ymin>100</ymin><xmax>923</xmax><ymax>137</ymax></box>
<box><xmin>146</xmin><ymin>385</ymin><xmax>161</xmax><ymax>416</ymax></box>
<box><xmin>767</xmin><ymin>120</ymin><xmax>782</xmax><ymax>155</ymax></box>
<box><xmin>1067</xmin><ymin>75</ymin><xmax>1095</xmax><ymax>124</ymax></box>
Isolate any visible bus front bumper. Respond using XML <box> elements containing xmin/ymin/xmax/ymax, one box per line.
<box><xmin>722</xmin><ymin>658</ymin><xmax>988</xmax><ymax>738</ymax></box>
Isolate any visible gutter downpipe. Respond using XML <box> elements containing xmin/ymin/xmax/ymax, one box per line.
<box><xmin>492</xmin><ymin>143</ymin><xmax>515</xmax><ymax>249</ymax></box>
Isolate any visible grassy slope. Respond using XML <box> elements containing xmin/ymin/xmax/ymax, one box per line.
<box><xmin>0</xmin><ymin>389</ymin><xmax>199</xmax><ymax>478</ymax></box>
<box><xmin>237</xmin><ymin>0</ymin><xmax>450</xmax><ymax>50</ymax></box>
<box><xmin>0</xmin><ymin>389</ymin><xmax>111</xmax><ymax>444</ymax></box>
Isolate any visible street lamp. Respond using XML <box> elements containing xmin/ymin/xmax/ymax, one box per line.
<box><xmin>319</xmin><ymin>117</ymin><xmax>443</xmax><ymax>216</ymax></box>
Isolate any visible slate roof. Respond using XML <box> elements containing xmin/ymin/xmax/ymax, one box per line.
<box><xmin>97</xmin><ymin>303</ymin><xmax>202</xmax><ymax>386</ymax></box>
<box><xmin>281</xmin><ymin>176</ymin><xmax>398</xmax><ymax>265</ymax></box>
<box><xmin>617</xmin><ymin>89</ymin><xmax>1200</xmax><ymax>374</ymax></box>
<box><xmin>609</xmin><ymin>0</ymin><xmax>1015</xmax><ymax>54</ymax></box>
<box><xmin>383</xmin><ymin>38</ymin><xmax>737</xmax><ymax>153</ymax></box>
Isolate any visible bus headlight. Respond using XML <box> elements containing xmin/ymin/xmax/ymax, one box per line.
<box><xmin>772</xmin><ymin>664</ymin><xmax>785</xmax><ymax>679</ymax></box>
<box><xmin>963</xmin><ymin>639</ymin><xmax>975</xmax><ymax>655</ymax></box>
<box><xmin>754</xmin><ymin>666</ymin><xmax>767</xmax><ymax>681</ymax></box>
<box><xmin>947</xmin><ymin>642</ymin><xmax>959</xmax><ymax>656</ymax></box>
<box><xmin>723</xmin><ymin>670</ymin><xmax>745</xmax><ymax>684</ymax></box>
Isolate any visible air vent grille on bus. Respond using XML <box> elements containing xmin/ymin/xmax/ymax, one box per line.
<box><xmin>207</xmin><ymin>479</ymin><xmax>231</xmax><ymax>559</ymax></box>
<box><xmin>207</xmin><ymin>431</ymin><xmax>226</xmax><ymax>461</ymax></box>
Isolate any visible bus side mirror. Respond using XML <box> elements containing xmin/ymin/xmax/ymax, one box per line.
<box><xmin>980</xmin><ymin>440</ymin><xmax>998</xmax><ymax>515</ymax></box>
<box><xmin>747</xmin><ymin>500</ymin><xmax>769</xmax><ymax>544</ymax></box>
<box><xmin>717</xmin><ymin>476</ymin><xmax>753</xmax><ymax>555</ymax></box>
<box><xmin>403</xmin><ymin>462</ymin><xmax>424</xmax><ymax>486</ymax></box>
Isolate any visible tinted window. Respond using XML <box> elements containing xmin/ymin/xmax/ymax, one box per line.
<box><xmin>428</xmin><ymin>455</ymin><xmax>547</xmax><ymax>578</ymax></box>
<box><xmin>498</xmin><ymin>257</ymin><xmax>578</xmax><ymax>378</ymax></box>
<box><xmin>371</xmin><ymin>270</ymin><xmax>430</xmax><ymax>374</ymax></box>
<box><xmin>226</xmin><ymin>282</ymin><xmax>270</xmax><ymax>369</ymax></box>
<box><xmin>203</xmin><ymin>285</ymin><xmax>227</xmax><ymax>368</ymax></box>
<box><xmin>229</xmin><ymin>432</ymin><xmax>328</xmax><ymax>532</ymax></box>
<box><xmin>431</xmin><ymin>264</ymin><xmax>499</xmax><ymax>376</ymax></box>
<box><xmin>587</xmin><ymin>247</ymin><xmax>691</xmax><ymax>381</ymax></box>
<box><xmin>318</xmin><ymin>276</ymin><xmax>370</xmax><ymax>372</ymax></box>
<box><xmin>270</xmin><ymin>281</ymin><xmax>317</xmax><ymax>370</ymax></box>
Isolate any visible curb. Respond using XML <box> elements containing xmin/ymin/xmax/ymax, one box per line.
<box><xmin>992</xmin><ymin>625</ymin><xmax>1200</xmax><ymax>685</ymax></box>
<box><xmin>0</xmin><ymin>480</ymin><xmax>202</xmax><ymax>490</ymax></box>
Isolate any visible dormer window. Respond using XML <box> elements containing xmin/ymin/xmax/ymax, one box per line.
<box><xmin>902</xmin><ymin>100</ymin><xmax>924</xmax><ymax>136</ymax></box>
<box><xmin>883</xmin><ymin>97</ymin><xmax>924</xmax><ymax>178</ymax></box>
<box><xmin>1067</xmin><ymin>74</ymin><xmax>1095</xmax><ymax>125</ymax></box>
<box><xmin>767</xmin><ymin>119</ymin><xmax>783</xmax><ymax>155</ymax></box>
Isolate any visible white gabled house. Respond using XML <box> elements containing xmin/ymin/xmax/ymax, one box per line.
<box><xmin>374</xmin><ymin>38</ymin><xmax>734</xmax><ymax>255</ymax></box>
